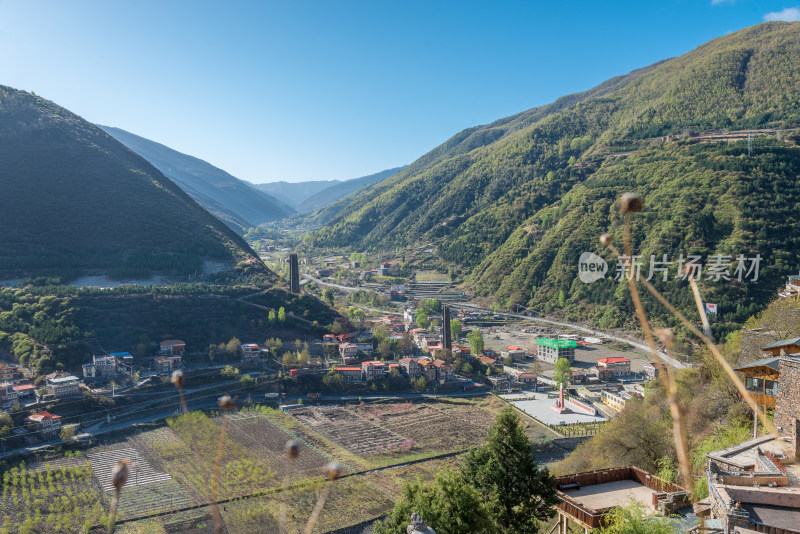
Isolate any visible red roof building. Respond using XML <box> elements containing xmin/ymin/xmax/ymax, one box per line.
<box><xmin>597</xmin><ymin>357</ymin><xmax>631</xmax><ymax>377</ymax></box>
<box><xmin>333</xmin><ymin>366</ymin><xmax>363</xmax><ymax>382</ymax></box>
<box><xmin>26</xmin><ymin>411</ymin><xmax>62</xmax><ymax>439</ymax></box>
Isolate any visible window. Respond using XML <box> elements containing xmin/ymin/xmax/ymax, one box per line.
<box><xmin>745</xmin><ymin>376</ymin><xmax>762</xmax><ymax>392</ymax></box>
<box><xmin>765</xmin><ymin>380</ymin><xmax>778</xmax><ymax>396</ymax></box>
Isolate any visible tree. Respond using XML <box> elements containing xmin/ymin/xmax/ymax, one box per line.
<box><xmin>596</xmin><ymin>501</ymin><xmax>678</xmax><ymax>534</ymax></box>
<box><xmin>59</xmin><ymin>425</ymin><xmax>76</xmax><ymax>442</ymax></box>
<box><xmin>322</xmin><ymin>288</ymin><xmax>335</xmax><ymax>307</ymax></box>
<box><xmin>503</xmin><ymin>355</ymin><xmax>513</xmax><ymax>366</ymax></box>
<box><xmin>323</xmin><ymin>370</ymin><xmax>343</xmax><ymax>391</ymax></box>
<box><xmin>378</xmin><ymin>340</ymin><xmax>392</xmax><ymax>359</ymax></box>
<box><xmin>278</xmin><ymin>307</ymin><xmax>286</xmax><ymax>323</ymax></box>
<box><xmin>282</xmin><ymin>352</ymin><xmax>297</xmax><ymax>369</ymax></box>
<box><xmin>461</xmin><ymin>408</ymin><xmax>558</xmax><ymax>533</ymax></box>
<box><xmin>467</xmin><ymin>330</ymin><xmax>484</xmax><ymax>356</ymax></box>
<box><xmin>239</xmin><ymin>374</ymin><xmax>255</xmax><ymax>387</ymax></box>
<box><xmin>373</xmin><ymin>324</ymin><xmax>391</xmax><ymax>342</ymax></box>
<box><xmin>554</xmin><ymin>357</ymin><xmax>572</xmax><ymax>388</ymax></box>
<box><xmin>268</xmin><ymin>310</ymin><xmax>276</xmax><ymax>323</ymax></box>
<box><xmin>416</xmin><ymin>311</ymin><xmax>430</xmax><ymax>329</ymax></box>
<box><xmin>373</xmin><ymin>470</ymin><xmax>494</xmax><ymax>534</ymax></box>
<box><xmin>221</xmin><ymin>365</ymin><xmax>240</xmax><ymax>378</ymax></box>
<box><xmin>413</xmin><ymin>376</ymin><xmax>428</xmax><ymax>393</ymax></box>
<box><xmin>298</xmin><ymin>349</ymin><xmax>311</xmax><ymax>367</ymax></box>
<box><xmin>450</xmin><ymin>319</ymin><xmax>463</xmax><ymax>340</ymax></box>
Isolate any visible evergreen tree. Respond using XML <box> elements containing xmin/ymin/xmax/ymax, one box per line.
<box><xmin>462</xmin><ymin>408</ymin><xmax>558</xmax><ymax>533</ymax></box>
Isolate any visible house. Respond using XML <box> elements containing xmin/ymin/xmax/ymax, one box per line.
<box><xmin>501</xmin><ymin>348</ymin><xmax>527</xmax><ymax>361</ymax></box>
<box><xmin>355</xmin><ymin>342</ymin><xmax>374</xmax><ymax>354</ymax></box>
<box><xmin>333</xmin><ymin>366</ymin><xmax>363</xmax><ymax>383</ymax></box>
<box><xmin>46</xmin><ymin>375</ymin><xmax>81</xmax><ymax>398</ymax></box>
<box><xmin>536</xmin><ymin>337</ymin><xmax>576</xmax><ymax>364</ymax></box>
<box><xmin>600</xmin><ymin>388</ymin><xmax>632</xmax><ymax>411</ymax></box>
<box><xmin>487</xmin><ymin>376</ymin><xmax>510</xmax><ymax>390</ymax></box>
<box><xmin>734</xmin><ymin>356</ymin><xmax>781</xmax><ymax>408</ymax></box>
<box><xmin>0</xmin><ymin>382</ymin><xmax>19</xmax><ymax>408</ymax></box>
<box><xmin>642</xmin><ymin>362</ymin><xmax>666</xmax><ymax>380</ymax></box>
<box><xmin>597</xmin><ymin>357</ymin><xmax>631</xmax><ymax>377</ymax></box>
<box><xmin>703</xmin><ymin>434</ymin><xmax>800</xmax><ymax>533</ymax></box>
<box><xmin>778</xmin><ymin>271</ymin><xmax>800</xmax><ymax>297</ymax></box>
<box><xmin>159</xmin><ymin>339</ymin><xmax>186</xmax><ymax>356</ymax></box>
<box><xmin>431</xmin><ymin>359</ymin><xmax>454</xmax><ymax>382</ymax></box>
<box><xmin>240</xmin><ymin>344</ymin><xmax>262</xmax><ymax>363</ymax></box>
<box><xmin>0</xmin><ymin>362</ymin><xmax>19</xmax><ymax>382</ymax></box>
<box><xmin>153</xmin><ymin>355</ymin><xmax>182</xmax><ymax>375</ymax></box>
<box><xmin>514</xmin><ymin>373</ymin><xmax>537</xmax><ymax>387</ymax></box>
<box><xmin>12</xmin><ymin>383</ymin><xmax>36</xmax><ymax>400</ymax></box>
<box><xmin>403</xmin><ymin>309</ymin><xmax>416</xmax><ymax>325</ymax></box>
<box><xmin>362</xmin><ymin>361</ymin><xmax>387</xmax><ymax>380</ymax></box>
<box><xmin>418</xmin><ymin>359</ymin><xmax>438</xmax><ymax>381</ymax></box>
<box><xmin>339</xmin><ymin>342</ymin><xmax>358</xmax><ymax>362</ymax></box>
<box><xmin>479</xmin><ymin>356</ymin><xmax>504</xmax><ymax>371</ymax></box>
<box><xmin>399</xmin><ymin>357</ymin><xmax>422</xmax><ymax>378</ymax></box>
<box><xmin>92</xmin><ymin>354</ymin><xmax>117</xmax><ymax>377</ymax></box>
<box><xmin>25</xmin><ymin>411</ymin><xmax>63</xmax><ymax>439</ymax></box>
<box><xmin>761</xmin><ymin>337</ymin><xmax>800</xmax><ymax>357</ymax></box>
<box><xmin>590</xmin><ymin>365</ymin><xmax>614</xmax><ymax>382</ymax></box>
<box><xmin>322</xmin><ymin>334</ymin><xmax>337</xmax><ymax>344</ymax></box>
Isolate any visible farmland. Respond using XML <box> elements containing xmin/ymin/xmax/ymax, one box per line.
<box><xmin>1</xmin><ymin>397</ymin><xmax>542</xmax><ymax>533</ymax></box>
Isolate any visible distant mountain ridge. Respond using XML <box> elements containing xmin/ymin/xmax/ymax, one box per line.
<box><xmin>254</xmin><ymin>180</ymin><xmax>341</xmax><ymax>210</ymax></box>
<box><xmin>99</xmin><ymin>126</ymin><xmax>295</xmax><ymax>232</ymax></box>
<box><xmin>0</xmin><ymin>85</ymin><xmax>269</xmax><ymax>279</ymax></box>
<box><xmin>311</xmin><ymin>22</ymin><xmax>800</xmax><ymax>334</ymax></box>
<box><xmin>298</xmin><ymin>166</ymin><xmax>406</xmax><ymax>212</ymax></box>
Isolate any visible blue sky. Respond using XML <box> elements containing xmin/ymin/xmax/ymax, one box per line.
<box><xmin>0</xmin><ymin>1</ymin><xmax>798</xmax><ymax>183</ymax></box>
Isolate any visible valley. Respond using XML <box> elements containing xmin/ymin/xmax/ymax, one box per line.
<box><xmin>1</xmin><ymin>12</ymin><xmax>800</xmax><ymax>534</ymax></box>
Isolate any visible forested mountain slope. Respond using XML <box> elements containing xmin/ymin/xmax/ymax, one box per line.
<box><xmin>311</xmin><ymin>22</ymin><xmax>800</xmax><ymax>335</ymax></box>
<box><xmin>297</xmin><ymin>166</ymin><xmax>406</xmax><ymax>212</ymax></box>
<box><xmin>100</xmin><ymin>126</ymin><xmax>295</xmax><ymax>232</ymax></box>
<box><xmin>0</xmin><ymin>86</ymin><xmax>269</xmax><ymax>279</ymax></box>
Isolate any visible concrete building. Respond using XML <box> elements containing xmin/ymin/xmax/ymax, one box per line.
<box><xmin>597</xmin><ymin>357</ymin><xmax>631</xmax><ymax>377</ymax></box>
<box><xmin>159</xmin><ymin>339</ymin><xmax>186</xmax><ymax>356</ymax></box>
<box><xmin>332</xmin><ymin>366</ymin><xmax>363</xmax><ymax>383</ymax></box>
<box><xmin>536</xmin><ymin>337</ymin><xmax>576</xmax><ymax>364</ymax></box>
<box><xmin>153</xmin><ymin>355</ymin><xmax>182</xmax><ymax>374</ymax></box>
<box><xmin>339</xmin><ymin>342</ymin><xmax>358</xmax><ymax>361</ymax></box>
<box><xmin>0</xmin><ymin>362</ymin><xmax>19</xmax><ymax>382</ymax></box>
<box><xmin>442</xmin><ymin>305</ymin><xmax>452</xmax><ymax>350</ymax></box>
<box><xmin>362</xmin><ymin>361</ymin><xmax>387</xmax><ymax>380</ymax></box>
<box><xmin>0</xmin><ymin>382</ymin><xmax>19</xmax><ymax>408</ymax></box>
<box><xmin>399</xmin><ymin>357</ymin><xmax>422</xmax><ymax>378</ymax></box>
<box><xmin>46</xmin><ymin>375</ymin><xmax>81</xmax><ymax>398</ymax></box>
<box><xmin>25</xmin><ymin>411</ymin><xmax>62</xmax><ymax>439</ymax></box>
<box><xmin>240</xmin><ymin>344</ymin><xmax>262</xmax><ymax>363</ymax></box>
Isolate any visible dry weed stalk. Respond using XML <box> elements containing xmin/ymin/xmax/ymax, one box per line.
<box><xmin>171</xmin><ymin>370</ymin><xmax>188</xmax><ymax>414</ymax></box>
<box><xmin>280</xmin><ymin>439</ymin><xmax>300</xmax><ymax>533</ymax></box>
<box><xmin>211</xmin><ymin>394</ymin><xmax>236</xmax><ymax>534</ymax></box>
<box><xmin>302</xmin><ymin>462</ymin><xmax>343</xmax><ymax>534</ymax></box>
<box><xmin>108</xmin><ymin>458</ymin><xmax>130</xmax><ymax>534</ymax></box>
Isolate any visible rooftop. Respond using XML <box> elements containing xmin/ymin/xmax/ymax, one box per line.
<box><xmin>27</xmin><ymin>411</ymin><xmax>61</xmax><ymax>422</ymax></box>
<box><xmin>762</xmin><ymin>337</ymin><xmax>800</xmax><ymax>349</ymax></box>
<box><xmin>733</xmin><ymin>356</ymin><xmax>782</xmax><ymax>373</ymax></box>
<box><xmin>47</xmin><ymin>376</ymin><xmax>79</xmax><ymax>384</ymax></box>
<box><xmin>537</xmin><ymin>337</ymin><xmax>577</xmax><ymax>349</ymax></box>
<box><xmin>160</xmin><ymin>339</ymin><xmax>185</xmax><ymax>346</ymax></box>
<box><xmin>598</xmin><ymin>357</ymin><xmax>631</xmax><ymax>364</ymax></box>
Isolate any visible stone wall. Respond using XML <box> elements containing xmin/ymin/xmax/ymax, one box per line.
<box><xmin>775</xmin><ymin>358</ymin><xmax>800</xmax><ymax>438</ymax></box>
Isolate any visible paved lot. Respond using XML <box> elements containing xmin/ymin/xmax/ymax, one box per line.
<box><xmin>562</xmin><ymin>479</ymin><xmax>656</xmax><ymax>510</ymax></box>
<box><xmin>505</xmin><ymin>393</ymin><xmax>607</xmax><ymax>426</ymax></box>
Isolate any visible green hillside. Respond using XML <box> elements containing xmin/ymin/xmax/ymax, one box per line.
<box><xmin>0</xmin><ymin>86</ymin><xmax>270</xmax><ymax>280</ymax></box>
<box><xmin>311</xmin><ymin>22</ymin><xmax>800</xmax><ymax>335</ymax></box>
<box><xmin>100</xmin><ymin>126</ymin><xmax>296</xmax><ymax>232</ymax></box>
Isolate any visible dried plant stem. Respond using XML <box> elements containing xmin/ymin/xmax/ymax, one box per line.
<box><xmin>303</xmin><ymin>481</ymin><xmax>333</xmax><ymax>534</ymax></box>
<box><xmin>617</xmin><ymin>216</ymin><xmax>695</xmax><ymax>496</ymax></box>
<box><xmin>210</xmin><ymin>413</ymin><xmax>229</xmax><ymax>534</ymax></box>
<box><xmin>108</xmin><ymin>488</ymin><xmax>120</xmax><ymax>534</ymax></box>
<box><xmin>176</xmin><ymin>384</ymin><xmax>188</xmax><ymax>414</ymax></box>
<box><xmin>645</xmin><ymin>275</ymin><xmax>778</xmax><ymax>437</ymax></box>
<box><xmin>279</xmin><ymin>458</ymin><xmax>295</xmax><ymax>534</ymax></box>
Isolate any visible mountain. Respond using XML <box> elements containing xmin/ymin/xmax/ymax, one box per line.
<box><xmin>99</xmin><ymin>126</ymin><xmax>295</xmax><ymax>232</ymax></box>
<box><xmin>297</xmin><ymin>166</ymin><xmax>406</xmax><ymax>212</ymax></box>
<box><xmin>254</xmin><ymin>180</ymin><xmax>341</xmax><ymax>210</ymax></box>
<box><xmin>0</xmin><ymin>85</ymin><xmax>270</xmax><ymax>280</ymax></box>
<box><xmin>311</xmin><ymin>22</ymin><xmax>800</xmax><ymax>336</ymax></box>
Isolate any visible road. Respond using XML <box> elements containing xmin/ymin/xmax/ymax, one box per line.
<box><xmin>302</xmin><ymin>273</ymin><xmax>359</xmax><ymax>292</ymax></box>
<box><xmin>451</xmin><ymin>303</ymin><xmax>687</xmax><ymax>369</ymax></box>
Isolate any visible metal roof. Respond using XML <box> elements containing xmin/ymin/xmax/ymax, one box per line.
<box><xmin>734</xmin><ymin>356</ymin><xmax>782</xmax><ymax>372</ymax></box>
<box><xmin>762</xmin><ymin>337</ymin><xmax>800</xmax><ymax>349</ymax></box>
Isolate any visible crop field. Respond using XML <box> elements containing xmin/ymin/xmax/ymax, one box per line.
<box><xmin>3</xmin><ymin>398</ymin><xmax>517</xmax><ymax>533</ymax></box>
<box><xmin>0</xmin><ymin>458</ymin><xmax>107</xmax><ymax>534</ymax></box>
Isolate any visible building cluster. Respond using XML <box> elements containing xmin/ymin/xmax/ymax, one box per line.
<box><xmin>691</xmin><ymin>336</ymin><xmax>800</xmax><ymax>533</ymax></box>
